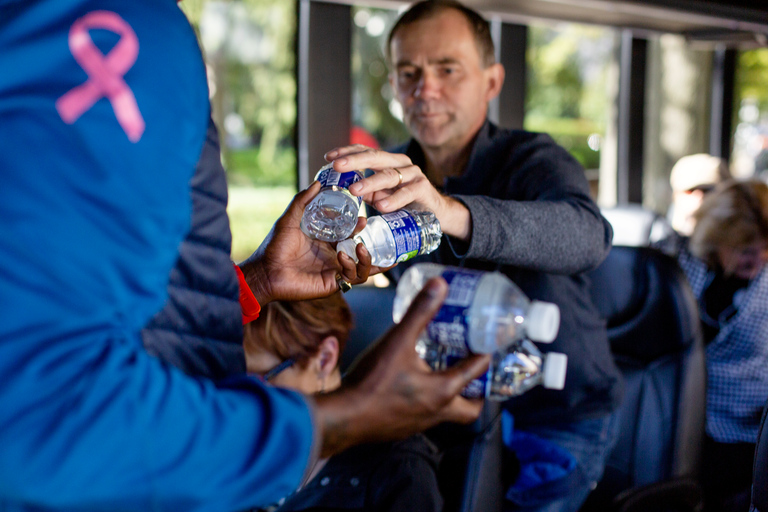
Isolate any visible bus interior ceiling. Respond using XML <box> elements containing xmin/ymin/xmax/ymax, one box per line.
<box><xmin>297</xmin><ymin>0</ymin><xmax>768</xmax><ymax>210</ymax></box>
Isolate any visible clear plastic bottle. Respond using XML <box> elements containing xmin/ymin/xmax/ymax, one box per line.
<box><xmin>300</xmin><ymin>163</ymin><xmax>364</xmax><ymax>242</ymax></box>
<box><xmin>417</xmin><ymin>339</ymin><xmax>568</xmax><ymax>400</ymax></box>
<box><xmin>336</xmin><ymin>209</ymin><xmax>442</xmax><ymax>267</ymax></box>
<box><xmin>392</xmin><ymin>264</ymin><xmax>560</xmax><ymax>355</ymax></box>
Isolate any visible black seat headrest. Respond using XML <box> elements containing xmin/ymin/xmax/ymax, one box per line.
<box><xmin>587</xmin><ymin>246</ymin><xmax>700</xmax><ymax>363</ymax></box>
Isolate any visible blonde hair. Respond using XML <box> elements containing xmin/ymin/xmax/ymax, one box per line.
<box><xmin>244</xmin><ymin>292</ymin><xmax>353</xmax><ymax>370</ymax></box>
<box><xmin>690</xmin><ymin>179</ymin><xmax>768</xmax><ymax>268</ymax></box>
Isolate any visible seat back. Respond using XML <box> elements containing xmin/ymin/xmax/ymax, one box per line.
<box><xmin>581</xmin><ymin>246</ymin><xmax>706</xmax><ymax>510</ymax></box>
<box><xmin>343</xmin><ymin>282</ymin><xmax>503</xmax><ymax>512</ymax></box>
<box><xmin>600</xmin><ymin>205</ymin><xmax>675</xmax><ymax>247</ymax></box>
<box><xmin>340</xmin><ymin>284</ymin><xmax>397</xmax><ymax>372</ymax></box>
<box><xmin>752</xmin><ymin>399</ymin><xmax>768</xmax><ymax>512</ymax></box>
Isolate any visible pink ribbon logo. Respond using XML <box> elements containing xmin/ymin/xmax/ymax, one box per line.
<box><xmin>56</xmin><ymin>11</ymin><xmax>145</xmax><ymax>143</ymax></box>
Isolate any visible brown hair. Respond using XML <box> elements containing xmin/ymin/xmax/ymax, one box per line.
<box><xmin>387</xmin><ymin>0</ymin><xmax>496</xmax><ymax>68</ymax></box>
<box><xmin>690</xmin><ymin>179</ymin><xmax>768</xmax><ymax>267</ymax></box>
<box><xmin>244</xmin><ymin>292</ymin><xmax>353</xmax><ymax>370</ymax></box>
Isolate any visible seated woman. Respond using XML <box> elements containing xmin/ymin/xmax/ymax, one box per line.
<box><xmin>244</xmin><ymin>293</ymin><xmax>443</xmax><ymax>512</ymax></box>
<box><xmin>674</xmin><ymin>179</ymin><xmax>768</xmax><ymax>512</ymax></box>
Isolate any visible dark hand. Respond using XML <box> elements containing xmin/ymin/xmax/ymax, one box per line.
<box><xmin>238</xmin><ymin>182</ymin><xmax>387</xmax><ymax>304</ymax></box>
<box><xmin>314</xmin><ymin>277</ymin><xmax>491</xmax><ymax>457</ymax></box>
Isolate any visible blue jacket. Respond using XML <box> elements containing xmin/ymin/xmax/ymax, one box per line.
<box><xmin>141</xmin><ymin>117</ymin><xmax>246</xmax><ymax>380</ymax></box>
<box><xmin>0</xmin><ymin>1</ymin><xmax>313</xmax><ymax>510</ymax></box>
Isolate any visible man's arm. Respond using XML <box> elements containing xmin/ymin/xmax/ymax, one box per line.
<box><xmin>328</xmin><ymin>142</ymin><xmax>612</xmax><ymax>275</ymax></box>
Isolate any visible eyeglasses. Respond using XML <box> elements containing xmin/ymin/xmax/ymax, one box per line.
<box><xmin>262</xmin><ymin>358</ymin><xmax>296</xmax><ymax>382</ymax></box>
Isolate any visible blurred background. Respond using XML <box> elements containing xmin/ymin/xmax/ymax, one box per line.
<box><xmin>178</xmin><ymin>0</ymin><xmax>768</xmax><ymax>263</ymax></box>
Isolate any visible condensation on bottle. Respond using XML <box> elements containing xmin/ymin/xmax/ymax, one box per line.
<box><xmin>416</xmin><ymin>339</ymin><xmax>567</xmax><ymax>400</ymax></box>
<box><xmin>300</xmin><ymin>163</ymin><xmax>363</xmax><ymax>242</ymax></box>
<box><xmin>392</xmin><ymin>264</ymin><xmax>560</xmax><ymax>355</ymax></box>
<box><xmin>336</xmin><ymin>209</ymin><xmax>441</xmax><ymax>267</ymax></box>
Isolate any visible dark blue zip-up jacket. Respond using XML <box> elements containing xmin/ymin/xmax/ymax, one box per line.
<box><xmin>141</xmin><ymin>118</ymin><xmax>246</xmax><ymax>380</ymax></box>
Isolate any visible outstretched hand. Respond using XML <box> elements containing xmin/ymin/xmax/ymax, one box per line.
<box><xmin>238</xmin><ymin>181</ymin><xmax>387</xmax><ymax>305</ymax></box>
<box><xmin>325</xmin><ymin>145</ymin><xmax>472</xmax><ymax>241</ymax></box>
<box><xmin>314</xmin><ymin>277</ymin><xmax>491</xmax><ymax>457</ymax></box>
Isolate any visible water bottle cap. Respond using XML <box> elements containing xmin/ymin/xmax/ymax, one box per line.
<box><xmin>542</xmin><ymin>352</ymin><xmax>568</xmax><ymax>390</ymax></box>
<box><xmin>526</xmin><ymin>301</ymin><xmax>560</xmax><ymax>343</ymax></box>
<box><xmin>336</xmin><ymin>239</ymin><xmax>360</xmax><ymax>263</ymax></box>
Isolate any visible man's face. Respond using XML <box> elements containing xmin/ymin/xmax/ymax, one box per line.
<box><xmin>389</xmin><ymin>9</ymin><xmax>502</xmax><ymax>153</ymax></box>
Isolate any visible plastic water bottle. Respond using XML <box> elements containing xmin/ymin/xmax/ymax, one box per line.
<box><xmin>392</xmin><ymin>264</ymin><xmax>560</xmax><ymax>354</ymax></box>
<box><xmin>336</xmin><ymin>209</ymin><xmax>442</xmax><ymax>267</ymax></box>
<box><xmin>300</xmin><ymin>163</ymin><xmax>364</xmax><ymax>242</ymax></box>
<box><xmin>417</xmin><ymin>339</ymin><xmax>568</xmax><ymax>400</ymax></box>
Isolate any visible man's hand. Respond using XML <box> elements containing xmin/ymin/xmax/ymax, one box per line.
<box><xmin>325</xmin><ymin>145</ymin><xmax>472</xmax><ymax>241</ymax></box>
<box><xmin>313</xmin><ymin>277</ymin><xmax>491</xmax><ymax>457</ymax></box>
<box><xmin>238</xmin><ymin>182</ymin><xmax>387</xmax><ymax>305</ymax></box>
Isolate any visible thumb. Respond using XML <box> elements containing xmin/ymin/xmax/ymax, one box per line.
<box><xmin>440</xmin><ymin>353</ymin><xmax>492</xmax><ymax>397</ymax></box>
<box><xmin>294</xmin><ymin>180</ymin><xmax>322</xmax><ymax>210</ymax></box>
<box><xmin>390</xmin><ymin>277</ymin><xmax>448</xmax><ymax>349</ymax></box>
<box><xmin>279</xmin><ymin>181</ymin><xmax>321</xmax><ymax>225</ymax></box>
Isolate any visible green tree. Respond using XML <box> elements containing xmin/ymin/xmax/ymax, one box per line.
<box><xmin>182</xmin><ymin>0</ymin><xmax>297</xmax><ymax>187</ymax></box>
<box><xmin>735</xmin><ymin>48</ymin><xmax>768</xmax><ymax>113</ymax></box>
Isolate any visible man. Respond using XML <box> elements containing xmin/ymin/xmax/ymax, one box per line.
<box><xmin>0</xmin><ymin>1</ymin><xmax>489</xmax><ymax>510</ymax></box>
<box><xmin>668</xmin><ymin>153</ymin><xmax>731</xmax><ymax>236</ymax></box>
<box><xmin>328</xmin><ymin>1</ymin><xmax>622</xmax><ymax>510</ymax></box>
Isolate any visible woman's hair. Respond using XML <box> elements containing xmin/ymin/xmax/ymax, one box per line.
<box><xmin>244</xmin><ymin>292</ymin><xmax>353</xmax><ymax>370</ymax></box>
<box><xmin>690</xmin><ymin>179</ymin><xmax>768</xmax><ymax>267</ymax></box>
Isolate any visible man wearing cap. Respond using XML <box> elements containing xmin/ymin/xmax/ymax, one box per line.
<box><xmin>668</xmin><ymin>153</ymin><xmax>732</xmax><ymax>236</ymax></box>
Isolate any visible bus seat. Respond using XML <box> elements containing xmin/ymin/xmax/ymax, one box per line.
<box><xmin>580</xmin><ymin>246</ymin><xmax>706</xmax><ymax>512</ymax></box>
<box><xmin>340</xmin><ymin>284</ymin><xmax>397</xmax><ymax>372</ymax></box>
<box><xmin>601</xmin><ymin>205</ymin><xmax>674</xmax><ymax>247</ymax></box>
<box><xmin>751</xmin><ymin>398</ymin><xmax>768</xmax><ymax>512</ymax></box>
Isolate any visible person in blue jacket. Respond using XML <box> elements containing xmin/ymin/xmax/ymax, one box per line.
<box><xmin>0</xmin><ymin>1</ymin><xmax>490</xmax><ymax>510</ymax></box>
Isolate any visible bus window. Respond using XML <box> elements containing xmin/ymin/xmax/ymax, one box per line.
<box><xmin>732</xmin><ymin>48</ymin><xmax>768</xmax><ymax>179</ymax></box>
<box><xmin>181</xmin><ymin>0</ymin><xmax>298</xmax><ymax>262</ymax></box>
<box><xmin>526</xmin><ymin>22</ymin><xmax>617</xmax><ymax>200</ymax></box>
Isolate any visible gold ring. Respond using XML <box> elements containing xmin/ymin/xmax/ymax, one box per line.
<box><xmin>336</xmin><ymin>275</ymin><xmax>352</xmax><ymax>293</ymax></box>
<box><xmin>395</xmin><ymin>168</ymin><xmax>403</xmax><ymax>186</ymax></box>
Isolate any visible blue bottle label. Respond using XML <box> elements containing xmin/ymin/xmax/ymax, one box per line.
<box><xmin>439</xmin><ymin>351</ymin><xmax>490</xmax><ymax>398</ymax></box>
<box><xmin>316</xmin><ymin>167</ymin><xmax>363</xmax><ymax>205</ymax></box>
<box><xmin>381</xmin><ymin>210</ymin><xmax>422</xmax><ymax>263</ymax></box>
<box><xmin>426</xmin><ymin>268</ymin><xmax>483</xmax><ymax>353</ymax></box>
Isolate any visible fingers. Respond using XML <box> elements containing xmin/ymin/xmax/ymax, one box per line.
<box><xmin>331</xmin><ymin>146</ymin><xmax>414</xmax><ymax>177</ymax></box>
<box><xmin>390</xmin><ymin>277</ymin><xmax>448</xmax><ymax>347</ymax></box>
<box><xmin>337</xmin><ymin>245</ymin><xmax>372</xmax><ymax>285</ymax></box>
<box><xmin>324</xmin><ymin>144</ymin><xmax>372</xmax><ymax>161</ymax></box>
<box><xmin>348</xmin><ymin>164</ymin><xmax>418</xmax><ymax>196</ymax></box>
<box><xmin>441</xmin><ymin>354</ymin><xmax>492</xmax><ymax>396</ymax></box>
<box><xmin>280</xmin><ymin>181</ymin><xmax>321</xmax><ymax>225</ymax></box>
<box><xmin>351</xmin><ymin>216</ymin><xmax>367</xmax><ymax>236</ymax></box>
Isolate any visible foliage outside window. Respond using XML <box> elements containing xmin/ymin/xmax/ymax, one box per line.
<box><xmin>732</xmin><ymin>48</ymin><xmax>768</xmax><ymax>178</ymax></box>
<box><xmin>525</xmin><ymin>23</ymin><xmax>614</xmax><ymax>174</ymax></box>
<box><xmin>351</xmin><ymin>7</ymin><xmax>408</xmax><ymax>150</ymax></box>
<box><xmin>181</xmin><ymin>0</ymin><xmax>297</xmax><ymax>262</ymax></box>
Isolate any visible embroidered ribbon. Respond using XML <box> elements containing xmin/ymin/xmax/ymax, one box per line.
<box><xmin>56</xmin><ymin>11</ymin><xmax>145</xmax><ymax>143</ymax></box>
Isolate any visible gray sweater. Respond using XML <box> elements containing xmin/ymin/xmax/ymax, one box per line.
<box><xmin>388</xmin><ymin>121</ymin><xmax>622</xmax><ymax>426</ymax></box>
